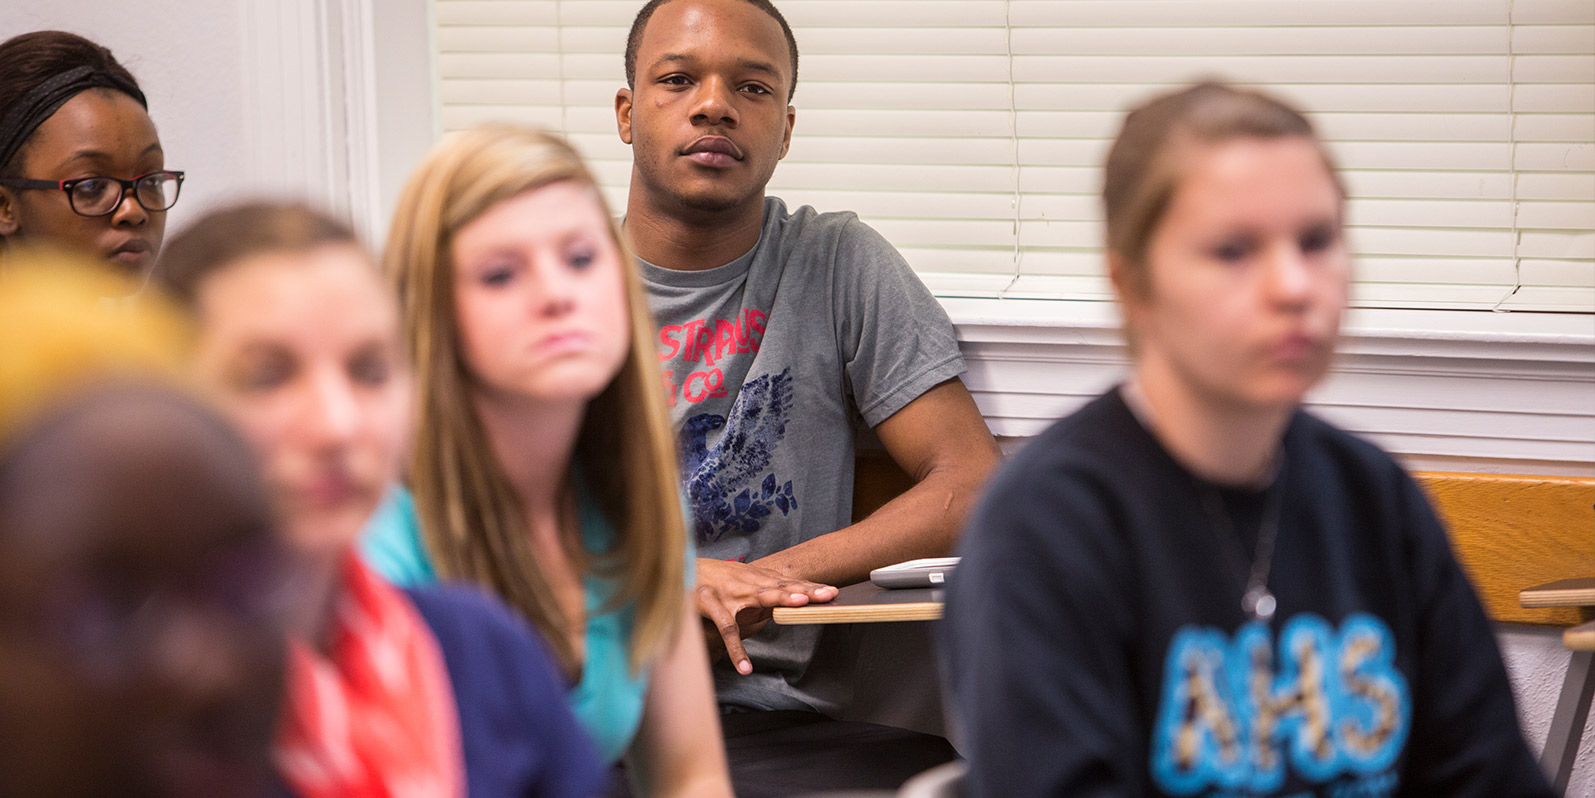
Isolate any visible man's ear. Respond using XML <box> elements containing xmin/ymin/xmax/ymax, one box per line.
<box><xmin>778</xmin><ymin>105</ymin><xmax>795</xmax><ymax>159</ymax></box>
<box><xmin>616</xmin><ymin>88</ymin><xmax>634</xmax><ymax>145</ymax></box>
<box><xmin>0</xmin><ymin>187</ymin><xmax>20</xmax><ymax>237</ymax></box>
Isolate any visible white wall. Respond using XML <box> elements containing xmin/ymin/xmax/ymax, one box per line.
<box><xmin>1502</xmin><ymin>626</ymin><xmax>1595</xmax><ymax>797</ymax></box>
<box><xmin>368</xmin><ymin>0</ymin><xmax>440</xmax><ymax>243</ymax></box>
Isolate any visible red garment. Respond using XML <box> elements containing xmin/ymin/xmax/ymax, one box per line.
<box><xmin>274</xmin><ymin>554</ymin><xmax>464</xmax><ymax>798</ymax></box>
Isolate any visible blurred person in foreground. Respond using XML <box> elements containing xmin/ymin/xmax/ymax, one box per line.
<box><xmin>0</xmin><ymin>259</ymin><xmax>289</xmax><ymax>798</ymax></box>
<box><xmin>942</xmin><ymin>82</ymin><xmax>1552</xmax><ymax>798</ymax></box>
<box><xmin>154</xmin><ymin>202</ymin><xmax>604</xmax><ymax>798</ymax></box>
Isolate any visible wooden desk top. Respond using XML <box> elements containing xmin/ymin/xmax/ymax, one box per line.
<box><xmin>771</xmin><ymin>580</ymin><xmax>944</xmax><ymax>625</ymax></box>
<box><xmin>1521</xmin><ymin>577</ymin><xmax>1595</xmax><ymax>609</ymax></box>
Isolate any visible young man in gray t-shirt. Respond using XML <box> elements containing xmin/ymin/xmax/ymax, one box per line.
<box><xmin>616</xmin><ymin>0</ymin><xmax>1001</xmax><ymax>791</ymax></box>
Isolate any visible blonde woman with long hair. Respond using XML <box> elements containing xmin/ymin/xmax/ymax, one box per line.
<box><xmin>368</xmin><ymin>126</ymin><xmax>733</xmax><ymax>797</ymax></box>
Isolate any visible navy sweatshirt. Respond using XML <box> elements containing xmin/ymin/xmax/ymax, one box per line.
<box><xmin>406</xmin><ymin>585</ymin><xmax>605</xmax><ymax>798</ymax></box>
<box><xmin>942</xmin><ymin>388</ymin><xmax>1551</xmax><ymax>798</ymax></box>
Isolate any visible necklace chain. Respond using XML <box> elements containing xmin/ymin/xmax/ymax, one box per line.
<box><xmin>1197</xmin><ymin>455</ymin><xmax>1286</xmax><ymax>622</ymax></box>
<box><xmin>1118</xmin><ymin>379</ymin><xmax>1288</xmax><ymax>622</ymax></box>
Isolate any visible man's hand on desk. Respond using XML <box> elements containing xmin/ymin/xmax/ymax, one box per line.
<box><xmin>695</xmin><ymin>558</ymin><xmax>838</xmax><ymax>675</ymax></box>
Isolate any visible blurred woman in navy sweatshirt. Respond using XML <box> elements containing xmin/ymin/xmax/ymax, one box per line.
<box><xmin>942</xmin><ymin>82</ymin><xmax>1550</xmax><ymax>798</ymax></box>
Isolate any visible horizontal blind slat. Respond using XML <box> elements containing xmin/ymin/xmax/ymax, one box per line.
<box><xmin>1513</xmin><ymin>25</ymin><xmax>1595</xmax><ymax>53</ymax></box>
<box><xmin>1010</xmin><ymin>26</ymin><xmax>1510</xmax><ymax>56</ymax></box>
<box><xmin>1014</xmin><ymin>83</ymin><xmax>1518</xmax><ymax>113</ymax></box>
<box><xmin>437</xmin><ymin>27</ymin><xmax>559</xmax><ymax>52</ymax></box>
<box><xmin>1513</xmin><ymin>0</ymin><xmax>1595</xmax><ymax>26</ymax></box>
<box><xmin>1512</xmin><ymin>55</ymin><xmax>1595</xmax><ymax>81</ymax></box>
<box><xmin>1516</xmin><ymin>143</ymin><xmax>1595</xmax><ymax>170</ymax></box>
<box><xmin>1515</xmin><ymin>113</ymin><xmax>1595</xmax><ymax>142</ymax></box>
<box><xmin>1518</xmin><ymin>200</ymin><xmax>1595</xmax><ymax>229</ymax></box>
<box><xmin>1007</xmin><ymin>1</ymin><xmax>1507</xmax><ymax>27</ymax></box>
<box><xmin>1518</xmin><ymin>172</ymin><xmax>1595</xmax><ymax>201</ymax></box>
<box><xmin>1010</xmin><ymin>55</ymin><xmax>1509</xmax><ymax>84</ymax></box>
<box><xmin>436</xmin><ymin>1</ymin><xmax>558</xmax><ymax>26</ymax></box>
<box><xmin>1519</xmin><ymin>230</ymin><xmax>1595</xmax><ymax>259</ymax></box>
<box><xmin>1514</xmin><ymin>83</ymin><xmax>1595</xmax><ymax>112</ymax></box>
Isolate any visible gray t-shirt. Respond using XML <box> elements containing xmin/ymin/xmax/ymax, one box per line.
<box><xmin>639</xmin><ymin>196</ymin><xmax>966</xmax><ymax>714</ymax></box>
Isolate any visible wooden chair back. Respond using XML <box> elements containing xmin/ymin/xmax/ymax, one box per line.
<box><xmin>1416</xmin><ymin>472</ymin><xmax>1594</xmax><ymax>627</ymax></box>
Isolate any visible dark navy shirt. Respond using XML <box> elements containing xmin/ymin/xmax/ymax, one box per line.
<box><xmin>942</xmin><ymin>388</ymin><xmax>1551</xmax><ymax>798</ymax></box>
<box><xmin>405</xmin><ymin>585</ymin><xmax>605</xmax><ymax>798</ymax></box>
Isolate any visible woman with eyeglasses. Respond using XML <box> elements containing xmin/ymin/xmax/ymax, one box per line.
<box><xmin>0</xmin><ymin>31</ymin><xmax>183</xmax><ymax>285</ymax></box>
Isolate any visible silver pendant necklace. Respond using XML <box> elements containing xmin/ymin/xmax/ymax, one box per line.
<box><xmin>1197</xmin><ymin>456</ymin><xmax>1285</xmax><ymax>622</ymax></box>
<box><xmin>1119</xmin><ymin>379</ymin><xmax>1287</xmax><ymax>622</ymax></box>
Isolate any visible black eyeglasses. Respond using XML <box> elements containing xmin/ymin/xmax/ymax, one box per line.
<box><xmin>0</xmin><ymin>170</ymin><xmax>185</xmax><ymax>217</ymax></box>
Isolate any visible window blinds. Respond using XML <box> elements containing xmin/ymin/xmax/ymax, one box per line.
<box><xmin>436</xmin><ymin>0</ymin><xmax>1593</xmax><ymax>313</ymax></box>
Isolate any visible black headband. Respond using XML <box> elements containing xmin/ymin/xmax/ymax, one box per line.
<box><xmin>0</xmin><ymin>65</ymin><xmax>148</xmax><ymax>173</ymax></box>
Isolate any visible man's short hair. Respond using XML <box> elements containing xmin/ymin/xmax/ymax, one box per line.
<box><xmin>624</xmin><ymin>0</ymin><xmax>800</xmax><ymax>102</ymax></box>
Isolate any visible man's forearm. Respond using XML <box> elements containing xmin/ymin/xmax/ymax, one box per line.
<box><xmin>752</xmin><ymin>462</ymin><xmax>991</xmax><ymax>586</ymax></box>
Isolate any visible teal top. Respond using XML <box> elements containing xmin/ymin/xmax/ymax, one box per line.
<box><xmin>359</xmin><ymin>487</ymin><xmax>436</xmax><ymax>584</ymax></box>
<box><xmin>360</xmin><ymin>484</ymin><xmax>691</xmax><ymax>765</ymax></box>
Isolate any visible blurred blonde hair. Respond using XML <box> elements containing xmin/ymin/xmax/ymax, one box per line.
<box><xmin>0</xmin><ymin>249</ymin><xmax>192</xmax><ymax>442</ymax></box>
<box><xmin>386</xmin><ymin>126</ymin><xmax>684</xmax><ymax>673</ymax></box>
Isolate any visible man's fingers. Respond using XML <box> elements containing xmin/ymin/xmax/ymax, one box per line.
<box><xmin>702</xmin><ymin>558</ymin><xmax>837</xmax><ymax>605</ymax></box>
<box><xmin>698</xmin><ymin>590</ymin><xmax>753</xmax><ymax>675</ymax></box>
<box><xmin>750</xmin><ymin>584</ymin><xmax>808</xmax><ymax>607</ymax></box>
<box><xmin>718</xmin><ymin>619</ymin><xmax>753</xmax><ymax>676</ymax></box>
<box><xmin>771</xmin><ymin>575</ymin><xmax>837</xmax><ymax>598</ymax></box>
<box><xmin>790</xmin><ymin>581</ymin><xmax>838</xmax><ymax>602</ymax></box>
<box><xmin>742</xmin><ymin>578</ymin><xmax>836</xmax><ymax>607</ymax></box>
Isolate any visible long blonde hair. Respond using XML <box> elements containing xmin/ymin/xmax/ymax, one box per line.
<box><xmin>386</xmin><ymin>126</ymin><xmax>684</xmax><ymax>673</ymax></box>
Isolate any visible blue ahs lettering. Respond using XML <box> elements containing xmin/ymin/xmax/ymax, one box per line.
<box><xmin>1151</xmin><ymin>613</ymin><xmax>1410</xmax><ymax>795</ymax></box>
